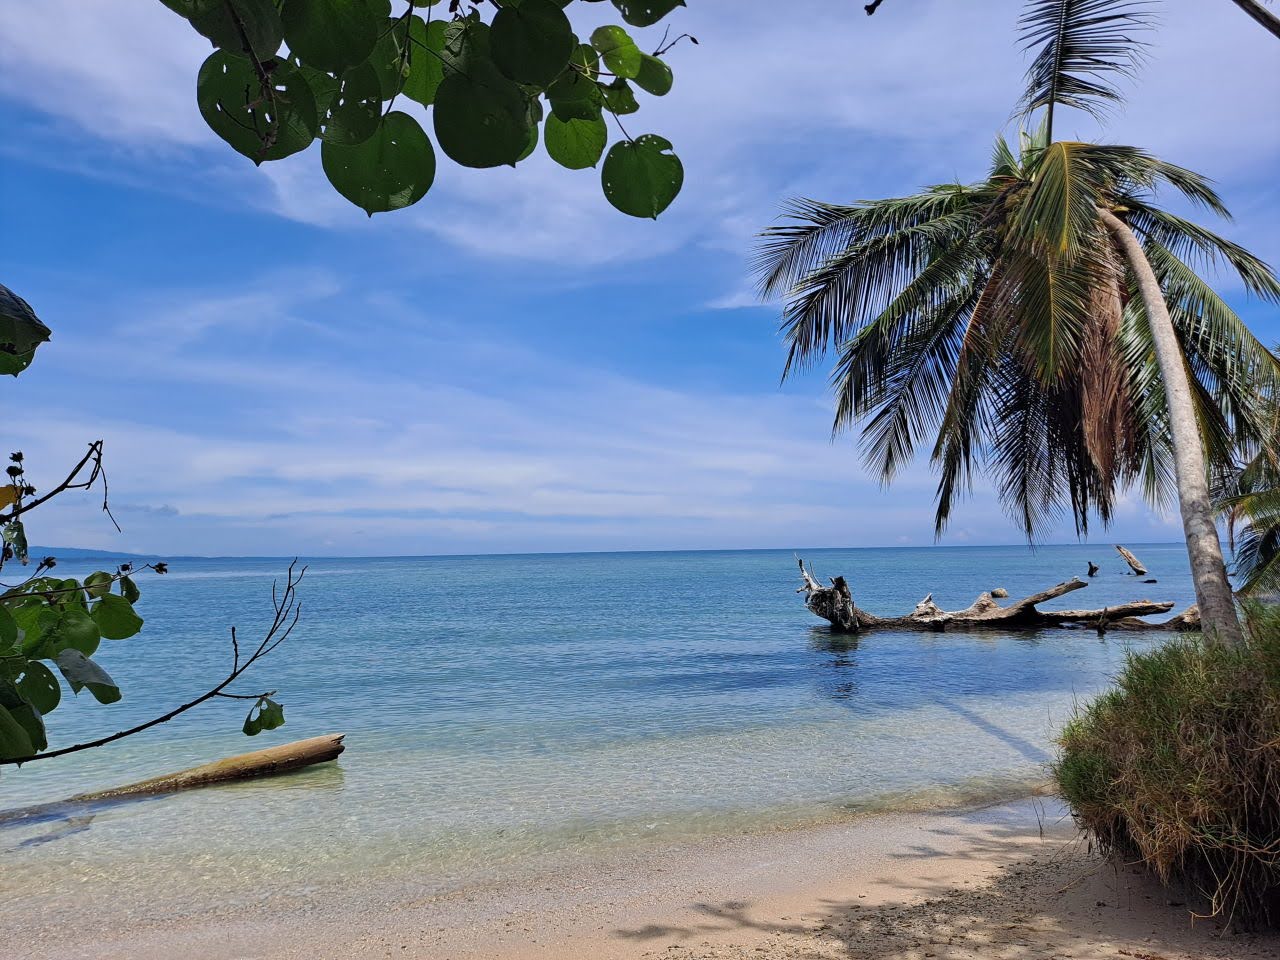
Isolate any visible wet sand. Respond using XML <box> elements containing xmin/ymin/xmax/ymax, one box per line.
<box><xmin>16</xmin><ymin>797</ymin><xmax>1276</xmax><ymax>960</ymax></box>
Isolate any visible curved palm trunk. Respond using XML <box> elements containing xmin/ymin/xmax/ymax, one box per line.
<box><xmin>1229</xmin><ymin>0</ymin><xmax>1280</xmax><ymax>41</ymax></box>
<box><xmin>1098</xmin><ymin>207</ymin><xmax>1245</xmax><ymax>648</ymax></box>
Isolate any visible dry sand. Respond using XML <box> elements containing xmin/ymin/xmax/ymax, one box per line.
<box><xmin>18</xmin><ymin>797</ymin><xmax>1277</xmax><ymax>960</ymax></box>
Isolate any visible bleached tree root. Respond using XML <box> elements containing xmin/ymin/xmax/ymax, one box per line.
<box><xmin>796</xmin><ymin>558</ymin><xmax>1196</xmax><ymax>634</ymax></box>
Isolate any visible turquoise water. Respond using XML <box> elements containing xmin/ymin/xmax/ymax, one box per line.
<box><xmin>1</xmin><ymin>544</ymin><xmax>1193</xmax><ymax>925</ymax></box>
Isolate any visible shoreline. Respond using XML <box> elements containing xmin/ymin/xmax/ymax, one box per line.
<box><xmin>15</xmin><ymin>794</ymin><xmax>1278</xmax><ymax>960</ymax></box>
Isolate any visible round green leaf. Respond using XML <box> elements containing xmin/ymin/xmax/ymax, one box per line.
<box><xmin>280</xmin><ymin>0</ymin><xmax>379</xmax><ymax>73</ymax></box>
<box><xmin>433</xmin><ymin>63</ymin><xmax>532</xmax><ymax>168</ymax></box>
<box><xmin>601</xmin><ymin>134</ymin><xmax>683</xmax><ymax>218</ymax></box>
<box><xmin>17</xmin><ymin>661</ymin><xmax>60</xmax><ymax>715</ymax></box>
<box><xmin>544</xmin><ymin>113</ymin><xmax>607</xmax><ymax>169</ymax></box>
<box><xmin>610</xmin><ymin>0</ymin><xmax>686</xmax><ymax>27</ymax></box>
<box><xmin>322</xmin><ymin>111</ymin><xmax>435</xmax><ymax>214</ymax></box>
<box><xmin>589</xmin><ymin>25</ymin><xmax>641</xmax><ymax>79</ymax></box>
<box><xmin>402</xmin><ymin>18</ymin><xmax>446</xmax><ymax>105</ymax></box>
<box><xmin>187</xmin><ymin>0</ymin><xmax>283</xmax><ymax>60</ymax></box>
<box><xmin>46</xmin><ymin>605</ymin><xmax>101</xmax><ymax>657</ymax></box>
<box><xmin>570</xmin><ymin>41</ymin><xmax>600</xmax><ymax>79</ymax></box>
<box><xmin>491</xmin><ymin>0</ymin><xmax>574</xmax><ymax>86</ymax></box>
<box><xmin>633</xmin><ymin>53</ymin><xmax>672</xmax><ymax>96</ymax></box>
<box><xmin>91</xmin><ymin>594</ymin><xmax>144</xmax><ymax>640</ymax></box>
<box><xmin>197</xmin><ymin>52</ymin><xmax>319</xmax><ymax>163</ymax></box>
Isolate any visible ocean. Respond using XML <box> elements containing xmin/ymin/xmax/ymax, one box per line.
<box><xmin>1</xmin><ymin>543</ymin><xmax>1194</xmax><ymax>927</ymax></box>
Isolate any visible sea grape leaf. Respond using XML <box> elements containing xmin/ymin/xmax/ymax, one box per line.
<box><xmin>197</xmin><ymin>52</ymin><xmax>319</xmax><ymax>163</ymax></box>
<box><xmin>401</xmin><ymin>17</ymin><xmax>446</xmax><ymax>105</ymax></box>
<box><xmin>589</xmin><ymin>25</ymin><xmax>642</xmax><ymax>79</ymax></box>
<box><xmin>609</xmin><ymin>0</ymin><xmax>686</xmax><ymax>27</ymax></box>
<box><xmin>322</xmin><ymin>110</ymin><xmax>435</xmax><ymax>214</ymax></box>
<box><xmin>43</xmin><ymin>604</ymin><xmax>101</xmax><ymax>657</ymax></box>
<box><xmin>600</xmin><ymin>78</ymin><xmax>638</xmax><ymax>114</ymax></box>
<box><xmin>547</xmin><ymin>70</ymin><xmax>603</xmax><ymax>121</ymax></box>
<box><xmin>491</xmin><ymin>0</ymin><xmax>575</xmax><ymax>86</ymax></box>
<box><xmin>91</xmin><ymin>594</ymin><xmax>144</xmax><ymax>641</ymax></box>
<box><xmin>433</xmin><ymin>63</ymin><xmax>531</xmax><ymax>168</ymax></box>
<box><xmin>3</xmin><ymin>521</ymin><xmax>28</xmax><ymax>565</ymax></box>
<box><xmin>0</xmin><ymin>703</ymin><xmax>35</xmax><ymax>760</ymax></box>
<box><xmin>601</xmin><ymin>134</ymin><xmax>682</xmax><ymax>218</ymax></box>
<box><xmin>54</xmin><ymin>650</ymin><xmax>121</xmax><ymax>705</ymax></box>
<box><xmin>16</xmin><ymin>661</ymin><xmax>60</xmax><ymax>716</ymax></box>
<box><xmin>187</xmin><ymin>0</ymin><xmax>283</xmax><ymax>60</ymax></box>
<box><xmin>321</xmin><ymin>61</ymin><xmax>383</xmax><ymax>146</ymax></box>
<box><xmin>633</xmin><ymin>53</ymin><xmax>672</xmax><ymax>96</ymax></box>
<box><xmin>0</xmin><ymin>285</ymin><xmax>52</xmax><ymax>378</ymax></box>
<box><xmin>544</xmin><ymin>113</ymin><xmax>607</xmax><ymax>169</ymax></box>
<box><xmin>243</xmin><ymin>696</ymin><xmax>286</xmax><ymax>735</ymax></box>
<box><xmin>280</xmin><ymin>0</ymin><xmax>380</xmax><ymax>73</ymax></box>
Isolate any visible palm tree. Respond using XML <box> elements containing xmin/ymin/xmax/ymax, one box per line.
<box><xmin>757</xmin><ymin>0</ymin><xmax>1280</xmax><ymax>646</ymax></box>
<box><xmin>1220</xmin><ymin>401</ymin><xmax>1280</xmax><ymax>597</ymax></box>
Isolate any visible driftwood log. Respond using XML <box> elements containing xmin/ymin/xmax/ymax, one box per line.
<box><xmin>796</xmin><ymin>558</ymin><xmax>1197</xmax><ymax>634</ymax></box>
<box><xmin>1115</xmin><ymin>544</ymin><xmax>1148</xmax><ymax>576</ymax></box>
<box><xmin>0</xmin><ymin>734</ymin><xmax>345</xmax><ymax>827</ymax></box>
<box><xmin>72</xmin><ymin>733</ymin><xmax>346</xmax><ymax>801</ymax></box>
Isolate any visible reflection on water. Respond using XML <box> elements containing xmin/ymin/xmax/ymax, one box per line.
<box><xmin>0</xmin><ymin>544</ymin><xmax>1194</xmax><ymax>932</ymax></box>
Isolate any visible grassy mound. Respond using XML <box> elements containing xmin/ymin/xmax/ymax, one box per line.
<box><xmin>1055</xmin><ymin>606</ymin><xmax>1280</xmax><ymax>927</ymax></box>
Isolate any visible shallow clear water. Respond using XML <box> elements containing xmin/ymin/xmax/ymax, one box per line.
<box><xmin>1</xmin><ymin>544</ymin><xmax>1192</xmax><ymax>924</ymax></box>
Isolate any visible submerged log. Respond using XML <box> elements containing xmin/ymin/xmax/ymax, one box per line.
<box><xmin>1087</xmin><ymin>561</ymin><xmax>1100</xmax><ymax>578</ymax></box>
<box><xmin>0</xmin><ymin>734</ymin><xmax>346</xmax><ymax>829</ymax></box>
<box><xmin>1115</xmin><ymin>544</ymin><xmax>1148</xmax><ymax>576</ymax></box>
<box><xmin>72</xmin><ymin>734</ymin><xmax>346</xmax><ymax>802</ymax></box>
<box><xmin>795</xmin><ymin>560</ymin><xmax>1195</xmax><ymax>634</ymax></box>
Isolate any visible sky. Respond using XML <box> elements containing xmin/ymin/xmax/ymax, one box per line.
<box><xmin>0</xmin><ymin>0</ymin><xmax>1277</xmax><ymax>558</ymax></box>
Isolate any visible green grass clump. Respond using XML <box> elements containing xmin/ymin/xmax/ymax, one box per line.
<box><xmin>1055</xmin><ymin>605</ymin><xmax>1280</xmax><ymax>927</ymax></box>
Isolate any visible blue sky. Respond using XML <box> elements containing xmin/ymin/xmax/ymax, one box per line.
<box><xmin>1</xmin><ymin>0</ymin><xmax>1277</xmax><ymax>557</ymax></box>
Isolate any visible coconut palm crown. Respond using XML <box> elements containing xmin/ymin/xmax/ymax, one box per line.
<box><xmin>756</xmin><ymin>0</ymin><xmax>1280</xmax><ymax>644</ymax></box>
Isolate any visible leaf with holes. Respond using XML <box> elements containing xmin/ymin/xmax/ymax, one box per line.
<box><xmin>609</xmin><ymin>0</ymin><xmax>686</xmax><ymax>28</ymax></box>
<box><xmin>197</xmin><ymin>52</ymin><xmax>318</xmax><ymax>163</ymax></box>
<box><xmin>601</xmin><ymin>134</ymin><xmax>682</xmax><ymax>218</ymax></box>
<box><xmin>633</xmin><ymin>53</ymin><xmax>672</xmax><ymax>96</ymax></box>
<box><xmin>590</xmin><ymin>25</ymin><xmax>641</xmax><ymax>79</ymax></box>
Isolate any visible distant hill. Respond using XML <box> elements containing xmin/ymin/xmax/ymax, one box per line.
<box><xmin>26</xmin><ymin>545</ymin><xmax>158</xmax><ymax>561</ymax></box>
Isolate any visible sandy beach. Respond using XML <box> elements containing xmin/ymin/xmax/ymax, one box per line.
<box><xmin>16</xmin><ymin>796</ymin><xmax>1276</xmax><ymax>960</ymax></box>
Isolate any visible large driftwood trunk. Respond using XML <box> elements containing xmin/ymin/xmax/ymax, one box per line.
<box><xmin>0</xmin><ymin>735</ymin><xmax>346</xmax><ymax>828</ymax></box>
<box><xmin>73</xmin><ymin>734</ymin><xmax>346</xmax><ymax>801</ymax></box>
<box><xmin>796</xmin><ymin>558</ymin><xmax>1197</xmax><ymax>634</ymax></box>
<box><xmin>1114</xmin><ymin>544</ymin><xmax>1148</xmax><ymax>576</ymax></box>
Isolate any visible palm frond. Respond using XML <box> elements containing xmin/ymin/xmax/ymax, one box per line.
<box><xmin>1017</xmin><ymin>0</ymin><xmax>1154</xmax><ymax>132</ymax></box>
<box><xmin>1123</xmin><ymin>199</ymin><xmax>1280</xmax><ymax>299</ymax></box>
<box><xmin>772</xmin><ymin>206</ymin><xmax>982</xmax><ymax>377</ymax></box>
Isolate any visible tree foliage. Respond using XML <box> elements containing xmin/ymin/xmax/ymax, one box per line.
<box><xmin>160</xmin><ymin>0</ymin><xmax>693</xmax><ymax>218</ymax></box>
<box><xmin>0</xmin><ymin>286</ymin><xmax>298</xmax><ymax>773</ymax></box>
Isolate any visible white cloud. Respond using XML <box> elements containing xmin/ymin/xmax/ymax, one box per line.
<box><xmin>4</xmin><ymin>0</ymin><xmax>1274</xmax><ymax>268</ymax></box>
